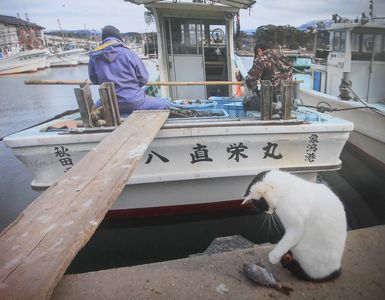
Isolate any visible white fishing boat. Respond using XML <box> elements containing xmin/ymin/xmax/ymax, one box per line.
<box><xmin>0</xmin><ymin>49</ymin><xmax>47</xmax><ymax>75</ymax></box>
<box><xmin>78</xmin><ymin>51</ymin><xmax>90</xmax><ymax>65</ymax></box>
<box><xmin>37</xmin><ymin>49</ymin><xmax>50</xmax><ymax>70</ymax></box>
<box><xmin>47</xmin><ymin>48</ymin><xmax>85</xmax><ymax>67</ymax></box>
<box><xmin>4</xmin><ymin>0</ymin><xmax>353</xmax><ymax>218</ymax></box>
<box><xmin>300</xmin><ymin>13</ymin><xmax>385</xmax><ymax>169</ymax></box>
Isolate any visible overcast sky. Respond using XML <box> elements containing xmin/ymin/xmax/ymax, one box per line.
<box><xmin>0</xmin><ymin>0</ymin><xmax>384</xmax><ymax>32</ymax></box>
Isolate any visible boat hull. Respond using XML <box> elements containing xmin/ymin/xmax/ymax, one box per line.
<box><xmin>4</xmin><ymin>111</ymin><xmax>352</xmax><ymax>216</ymax></box>
<box><xmin>47</xmin><ymin>49</ymin><xmax>84</xmax><ymax>67</ymax></box>
<box><xmin>300</xmin><ymin>88</ymin><xmax>385</xmax><ymax>168</ymax></box>
<box><xmin>0</xmin><ymin>49</ymin><xmax>47</xmax><ymax>75</ymax></box>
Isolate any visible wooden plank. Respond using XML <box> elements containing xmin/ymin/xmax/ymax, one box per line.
<box><xmin>74</xmin><ymin>84</ymin><xmax>94</xmax><ymax>127</ymax></box>
<box><xmin>107</xmin><ymin>83</ymin><xmax>121</xmax><ymax>125</ymax></box>
<box><xmin>0</xmin><ymin>110</ymin><xmax>169</xmax><ymax>300</ymax></box>
<box><xmin>99</xmin><ymin>82</ymin><xmax>120</xmax><ymax>127</ymax></box>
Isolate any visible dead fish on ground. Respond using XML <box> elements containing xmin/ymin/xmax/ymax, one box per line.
<box><xmin>243</xmin><ymin>263</ymin><xmax>294</xmax><ymax>296</ymax></box>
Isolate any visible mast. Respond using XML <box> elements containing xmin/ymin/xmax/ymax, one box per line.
<box><xmin>57</xmin><ymin>17</ymin><xmax>67</xmax><ymax>47</ymax></box>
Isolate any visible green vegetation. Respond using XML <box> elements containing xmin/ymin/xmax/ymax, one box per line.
<box><xmin>236</xmin><ymin>25</ymin><xmax>314</xmax><ymax>52</ymax></box>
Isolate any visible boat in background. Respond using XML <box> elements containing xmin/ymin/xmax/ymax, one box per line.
<box><xmin>0</xmin><ymin>49</ymin><xmax>48</xmax><ymax>75</ymax></box>
<box><xmin>78</xmin><ymin>51</ymin><xmax>90</xmax><ymax>65</ymax></box>
<box><xmin>300</xmin><ymin>13</ymin><xmax>385</xmax><ymax>169</ymax></box>
<box><xmin>282</xmin><ymin>49</ymin><xmax>313</xmax><ymax>72</ymax></box>
<box><xmin>37</xmin><ymin>49</ymin><xmax>50</xmax><ymax>70</ymax></box>
<box><xmin>47</xmin><ymin>48</ymin><xmax>85</xmax><ymax>67</ymax></box>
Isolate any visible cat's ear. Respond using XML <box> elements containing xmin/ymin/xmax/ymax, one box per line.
<box><xmin>241</xmin><ymin>195</ymin><xmax>254</xmax><ymax>205</ymax></box>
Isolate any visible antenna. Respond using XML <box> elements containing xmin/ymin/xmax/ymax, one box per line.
<box><xmin>369</xmin><ymin>0</ymin><xmax>374</xmax><ymax>18</ymax></box>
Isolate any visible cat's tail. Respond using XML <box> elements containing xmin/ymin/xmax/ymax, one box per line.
<box><xmin>274</xmin><ymin>284</ymin><xmax>294</xmax><ymax>296</ymax></box>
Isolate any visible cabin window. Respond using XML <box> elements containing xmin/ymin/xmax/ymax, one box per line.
<box><xmin>165</xmin><ymin>18</ymin><xmax>203</xmax><ymax>55</ymax></box>
<box><xmin>374</xmin><ymin>34</ymin><xmax>382</xmax><ymax>53</ymax></box>
<box><xmin>362</xmin><ymin>33</ymin><xmax>374</xmax><ymax>53</ymax></box>
<box><xmin>351</xmin><ymin>32</ymin><xmax>360</xmax><ymax>52</ymax></box>
<box><xmin>333</xmin><ymin>31</ymin><xmax>346</xmax><ymax>52</ymax></box>
<box><xmin>351</xmin><ymin>31</ymin><xmax>385</xmax><ymax>61</ymax></box>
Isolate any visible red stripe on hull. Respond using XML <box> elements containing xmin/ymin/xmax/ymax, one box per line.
<box><xmin>0</xmin><ymin>69</ymin><xmax>38</xmax><ymax>76</ymax></box>
<box><xmin>106</xmin><ymin>199</ymin><xmax>252</xmax><ymax>219</ymax></box>
<box><xmin>49</xmin><ymin>64</ymin><xmax>78</xmax><ymax>67</ymax></box>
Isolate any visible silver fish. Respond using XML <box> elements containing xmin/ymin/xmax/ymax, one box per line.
<box><xmin>243</xmin><ymin>263</ymin><xmax>294</xmax><ymax>296</ymax></box>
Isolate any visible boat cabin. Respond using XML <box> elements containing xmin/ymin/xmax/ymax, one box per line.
<box><xmin>312</xmin><ymin>18</ymin><xmax>385</xmax><ymax>103</ymax></box>
<box><xmin>126</xmin><ymin>0</ymin><xmax>255</xmax><ymax>99</ymax></box>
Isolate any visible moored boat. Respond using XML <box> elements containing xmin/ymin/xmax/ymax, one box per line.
<box><xmin>37</xmin><ymin>49</ymin><xmax>50</xmax><ymax>69</ymax></box>
<box><xmin>3</xmin><ymin>0</ymin><xmax>354</xmax><ymax>218</ymax></box>
<box><xmin>78</xmin><ymin>51</ymin><xmax>90</xmax><ymax>64</ymax></box>
<box><xmin>4</xmin><ymin>107</ymin><xmax>353</xmax><ymax>217</ymax></box>
<box><xmin>300</xmin><ymin>13</ymin><xmax>385</xmax><ymax>169</ymax></box>
<box><xmin>283</xmin><ymin>50</ymin><xmax>313</xmax><ymax>72</ymax></box>
<box><xmin>47</xmin><ymin>48</ymin><xmax>85</xmax><ymax>67</ymax></box>
<box><xmin>0</xmin><ymin>49</ymin><xmax>47</xmax><ymax>75</ymax></box>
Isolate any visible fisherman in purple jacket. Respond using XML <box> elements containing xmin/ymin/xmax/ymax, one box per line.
<box><xmin>89</xmin><ymin>25</ymin><xmax>169</xmax><ymax>113</ymax></box>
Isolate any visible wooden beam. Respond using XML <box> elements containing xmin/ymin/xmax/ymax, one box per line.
<box><xmin>74</xmin><ymin>84</ymin><xmax>95</xmax><ymax>127</ymax></box>
<box><xmin>0</xmin><ymin>110</ymin><xmax>169</xmax><ymax>300</ymax></box>
<box><xmin>24</xmin><ymin>80</ymin><xmax>243</xmax><ymax>86</ymax></box>
<box><xmin>25</xmin><ymin>79</ymin><xmax>93</xmax><ymax>85</ymax></box>
<box><xmin>98</xmin><ymin>82</ymin><xmax>121</xmax><ymax>126</ymax></box>
<box><xmin>146</xmin><ymin>81</ymin><xmax>243</xmax><ymax>86</ymax></box>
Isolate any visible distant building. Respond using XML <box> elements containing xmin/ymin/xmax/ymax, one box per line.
<box><xmin>0</xmin><ymin>14</ymin><xmax>45</xmax><ymax>57</ymax></box>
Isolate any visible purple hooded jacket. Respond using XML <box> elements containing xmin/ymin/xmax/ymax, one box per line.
<box><xmin>89</xmin><ymin>37</ymin><xmax>168</xmax><ymax>113</ymax></box>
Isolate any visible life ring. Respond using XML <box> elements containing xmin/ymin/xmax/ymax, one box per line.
<box><xmin>212</xmin><ymin>28</ymin><xmax>224</xmax><ymax>43</ymax></box>
<box><xmin>364</xmin><ymin>37</ymin><xmax>374</xmax><ymax>51</ymax></box>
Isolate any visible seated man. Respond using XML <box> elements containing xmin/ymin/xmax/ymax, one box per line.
<box><xmin>88</xmin><ymin>25</ymin><xmax>169</xmax><ymax>114</ymax></box>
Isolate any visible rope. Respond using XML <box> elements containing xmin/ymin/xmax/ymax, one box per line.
<box><xmin>297</xmin><ymin>98</ymin><xmax>385</xmax><ymax>117</ymax></box>
<box><xmin>292</xmin><ymin>66</ymin><xmax>309</xmax><ymax>74</ymax></box>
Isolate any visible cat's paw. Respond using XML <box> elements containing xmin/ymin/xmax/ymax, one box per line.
<box><xmin>269</xmin><ymin>251</ymin><xmax>280</xmax><ymax>264</ymax></box>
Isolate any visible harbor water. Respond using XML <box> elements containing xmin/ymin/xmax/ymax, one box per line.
<box><xmin>0</xmin><ymin>64</ymin><xmax>384</xmax><ymax>274</ymax></box>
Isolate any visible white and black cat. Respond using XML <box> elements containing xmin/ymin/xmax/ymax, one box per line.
<box><xmin>242</xmin><ymin>170</ymin><xmax>347</xmax><ymax>282</ymax></box>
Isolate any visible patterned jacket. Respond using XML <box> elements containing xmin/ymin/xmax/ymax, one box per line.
<box><xmin>245</xmin><ymin>49</ymin><xmax>293</xmax><ymax>92</ymax></box>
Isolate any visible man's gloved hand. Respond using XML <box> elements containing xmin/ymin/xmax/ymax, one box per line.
<box><xmin>235</xmin><ymin>70</ymin><xmax>243</xmax><ymax>81</ymax></box>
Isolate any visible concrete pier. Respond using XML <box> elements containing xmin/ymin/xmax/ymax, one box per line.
<box><xmin>52</xmin><ymin>225</ymin><xmax>385</xmax><ymax>299</ymax></box>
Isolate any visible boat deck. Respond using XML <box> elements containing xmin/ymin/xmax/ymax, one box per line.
<box><xmin>51</xmin><ymin>225</ymin><xmax>385</xmax><ymax>299</ymax></box>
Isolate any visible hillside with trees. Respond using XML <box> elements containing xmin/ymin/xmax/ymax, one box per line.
<box><xmin>235</xmin><ymin>24</ymin><xmax>315</xmax><ymax>53</ymax></box>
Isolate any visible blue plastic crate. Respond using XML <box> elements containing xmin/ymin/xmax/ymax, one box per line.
<box><xmin>208</xmin><ymin>96</ymin><xmax>243</xmax><ymax>109</ymax></box>
<box><xmin>296</xmin><ymin>110</ymin><xmax>321</xmax><ymax>122</ymax></box>
<box><xmin>223</xmin><ymin>102</ymin><xmax>246</xmax><ymax>118</ymax></box>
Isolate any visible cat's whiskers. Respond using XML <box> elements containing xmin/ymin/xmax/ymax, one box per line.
<box><xmin>271</xmin><ymin>213</ymin><xmax>283</xmax><ymax>233</ymax></box>
<box><xmin>267</xmin><ymin>213</ymin><xmax>273</xmax><ymax>235</ymax></box>
<box><xmin>259</xmin><ymin>214</ymin><xmax>269</xmax><ymax>233</ymax></box>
